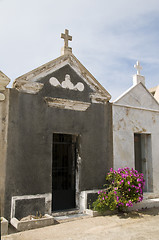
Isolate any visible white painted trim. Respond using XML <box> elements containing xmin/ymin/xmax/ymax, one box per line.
<box><xmin>113</xmin><ymin>103</ymin><xmax>159</xmax><ymax>113</ymax></box>
<box><xmin>44</xmin><ymin>97</ymin><xmax>91</xmax><ymax>111</ymax></box>
<box><xmin>24</xmin><ymin>60</ymin><xmax>70</xmax><ymax>83</ymax></box>
<box><xmin>113</xmin><ymin>84</ymin><xmax>139</xmax><ymax>103</ymax></box>
<box><xmin>20</xmin><ymin>61</ymin><xmax>96</xmax><ymax>93</ymax></box>
<box><xmin>14</xmin><ymin>54</ymin><xmax>111</xmax><ymax>101</ymax></box>
<box><xmin>80</xmin><ymin>189</ymin><xmax>102</xmax><ymax>212</ymax></box>
<box><xmin>113</xmin><ymin>82</ymin><xmax>159</xmax><ymax>107</ymax></box>
<box><xmin>68</xmin><ymin>59</ymin><xmax>96</xmax><ymax>92</ymax></box>
<box><xmin>11</xmin><ymin>193</ymin><xmax>52</xmax><ymax>219</ymax></box>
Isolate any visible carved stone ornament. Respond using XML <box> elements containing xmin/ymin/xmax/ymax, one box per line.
<box><xmin>15</xmin><ymin>82</ymin><xmax>44</xmax><ymax>94</ymax></box>
<box><xmin>49</xmin><ymin>74</ymin><xmax>84</xmax><ymax>92</ymax></box>
<box><xmin>0</xmin><ymin>71</ymin><xmax>11</xmax><ymax>101</ymax></box>
<box><xmin>90</xmin><ymin>93</ymin><xmax>109</xmax><ymax>104</ymax></box>
<box><xmin>0</xmin><ymin>93</ymin><xmax>5</xmax><ymax>101</ymax></box>
<box><xmin>61</xmin><ymin>29</ymin><xmax>72</xmax><ymax>55</ymax></box>
<box><xmin>44</xmin><ymin>97</ymin><xmax>90</xmax><ymax>111</ymax></box>
<box><xmin>20</xmin><ymin>82</ymin><xmax>44</xmax><ymax>94</ymax></box>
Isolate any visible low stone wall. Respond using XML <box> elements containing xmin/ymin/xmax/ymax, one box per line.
<box><xmin>1</xmin><ymin>217</ymin><xmax>8</xmax><ymax>236</ymax></box>
<box><xmin>80</xmin><ymin>189</ymin><xmax>101</xmax><ymax>212</ymax></box>
<box><xmin>10</xmin><ymin>214</ymin><xmax>54</xmax><ymax>232</ymax></box>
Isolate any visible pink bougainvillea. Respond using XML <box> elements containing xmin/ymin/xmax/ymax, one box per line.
<box><xmin>92</xmin><ymin>167</ymin><xmax>145</xmax><ymax>212</ymax></box>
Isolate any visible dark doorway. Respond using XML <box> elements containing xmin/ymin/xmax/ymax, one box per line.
<box><xmin>52</xmin><ymin>133</ymin><xmax>76</xmax><ymax>211</ymax></box>
<box><xmin>134</xmin><ymin>133</ymin><xmax>152</xmax><ymax>192</ymax></box>
<box><xmin>134</xmin><ymin>134</ymin><xmax>142</xmax><ymax>173</ymax></box>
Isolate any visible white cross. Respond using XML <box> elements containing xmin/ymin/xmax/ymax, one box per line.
<box><xmin>134</xmin><ymin>61</ymin><xmax>142</xmax><ymax>75</ymax></box>
<box><xmin>61</xmin><ymin>29</ymin><xmax>72</xmax><ymax>49</ymax></box>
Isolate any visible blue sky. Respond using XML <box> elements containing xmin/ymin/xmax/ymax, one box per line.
<box><xmin>1</xmin><ymin>0</ymin><xmax>159</xmax><ymax>100</ymax></box>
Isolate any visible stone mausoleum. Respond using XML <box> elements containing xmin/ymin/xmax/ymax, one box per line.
<box><xmin>1</xmin><ymin>30</ymin><xmax>159</xmax><ymax>222</ymax></box>
<box><xmin>113</xmin><ymin>61</ymin><xmax>159</xmax><ymax>195</ymax></box>
<box><xmin>0</xmin><ymin>30</ymin><xmax>113</xmax><ymax>220</ymax></box>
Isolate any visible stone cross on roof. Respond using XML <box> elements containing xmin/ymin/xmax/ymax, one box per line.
<box><xmin>133</xmin><ymin>61</ymin><xmax>145</xmax><ymax>86</ymax></box>
<box><xmin>134</xmin><ymin>61</ymin><xmax>142</xmax><ymax>75</ymax></box>
<box><xmin>61</xmin><ymin>29</ymin><xmax>72</xmax><ymax>55</ymax></box>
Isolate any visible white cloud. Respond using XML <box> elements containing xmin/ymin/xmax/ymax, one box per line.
<box><xmin>1</xmin><ymin>0</ymin><xmax>159</xmax><ymax>99</ymax></box>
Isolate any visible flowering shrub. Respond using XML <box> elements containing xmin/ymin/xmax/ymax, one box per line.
<box><xmin>92</xmin><ymin>167</ymin><xmax>145</xmax><ymax>212</ymax></box>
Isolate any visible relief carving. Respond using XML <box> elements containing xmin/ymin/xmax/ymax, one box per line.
<box><xmin>49</xmin><ymin>74</ymin><xmax>84</xmax><ymax>92</ymax></box>
<box><xmin>44</xmin><ymin>97</ymin><xmax>90</xmax><ymax>111</ymax></box>
<box><xmin>14</xmin><ymin>81</ymin><xmax>44</xmax><ymax>94</ymax></box>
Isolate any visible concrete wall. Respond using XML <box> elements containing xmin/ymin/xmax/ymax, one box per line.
<box><xmin>0</xmin><ymin>89</ymin><xmax>10</xmax><ymax>216</ymax></box>
<box><xmin>113</xmin><ymin>103</ymin><xmax>159</xmax><ymax>193</ymax></box>
<box><xmin>4</xmin><ymin>65</ymin><xmax>113</xmax><ymax>219</ymax></box>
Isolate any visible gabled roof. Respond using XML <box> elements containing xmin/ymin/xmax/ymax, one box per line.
<box><xmin>13</xmin><ymin>53</ymin><xmax>111</xmax><ymax>101</ymax></box>
<box><xmin>113</xmin><ymin>82</ymin><xmax>159</xmax><ymax>111</ymax></box>
<box><xmin>149</xmin><ymin>84</ymin><xmax>159</xmax><ymax>103</ymax></box>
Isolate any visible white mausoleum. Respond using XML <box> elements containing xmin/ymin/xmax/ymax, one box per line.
<box><xmin>113</xmin><ymin>61</ymin><xmax>159</xmax><ymax>194</ymax></box>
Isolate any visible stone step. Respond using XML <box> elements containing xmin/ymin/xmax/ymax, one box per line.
<box><xmin>52</xmin><ymin>197</ymin><xmax>159</xmax><ymax>222</ymax></box>
<box><xmin>54</xmin><ymin>213</ymin><xmax>90</xmax><ymax>223</ymax></box>
<box><xmin>52</xmin><ymin>209</ymin><xmax>90</xmax><ymax>223</ymax></box>
<box><xmin>52</xmin><ymin>209</ymin><xmax>80</xmax><ymax>217</ymax></box>
<box><xmin>85</xmin><ymin>198</ymin><xmax>159</xmax><ymax>216</ymax></box>
<box><xmin>143</xmin><ymin>192</ymin><xmax>159</xmax><ymax>200</ymax></box>
<box><xmin>129</xmin><ymin>198</ymin><xmax>159</xmax><ymax>211</ymax></box>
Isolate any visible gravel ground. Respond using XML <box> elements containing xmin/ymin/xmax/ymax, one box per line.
<box><xmin>2</xmin><ymin>208</ymin><xmax>159</xmax><ymax>240</ymax></box>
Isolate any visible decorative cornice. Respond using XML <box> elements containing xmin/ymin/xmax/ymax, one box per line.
<box><xmin>0</xmin><ymin>71</ymin><xmax>10</xmax><ymax>90</ymax></box>
<box><xmin>0</xmin><ymin>71</ymin><xmax>10</xmax><ymax>101</ymax></box>
<box><xmin>90</xmin><ymin>93</ymin><xmax>109</xmax><ymax>104</ymax></box>
<box><xmin>44</xmin><ymin>97</ymin><xmax>91</xmax><ymax>111</ymax></box>
<box><xmin>14</xmin><ymin>82</ymin><xmax>44</xmax><ymax>94</ymax></box>
<box><xmin>13</xmin><ymin>53</ymin><xmax>111</xmax><ymax>101</ymax></box>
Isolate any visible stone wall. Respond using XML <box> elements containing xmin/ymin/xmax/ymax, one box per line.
<box><xmin>4</xmin><ymin>65</ymin><xmax>113</xmax><ymax>219</ymax></box>
<box><xmin>113</xmin><ymin>102</ymin><xmax>159</xmax><ymax>193</ymax></box>
<box><xmin>0</xmin><ymin>89</ymin><xmax>10</xmax><ymax>216</ymax></box>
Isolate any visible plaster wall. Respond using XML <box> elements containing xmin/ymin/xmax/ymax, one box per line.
<box><xmin>113</xmin><ymin>104</ymin><xmax>159</xmax><ymax>193</ymax></box>
<box><xmin>0</xmin><ymin>89</ymin><xmax>10</xmax><ymax>216</ymax></box>
<box><xmin>4</xmin><ymin>65</ymin><xmax>113</xmax><ymax>219</ymax></box>
<box><xmin>115</xmin><ymin>83</ymin><xmax>159</xmax><ymax>110</ymax></box>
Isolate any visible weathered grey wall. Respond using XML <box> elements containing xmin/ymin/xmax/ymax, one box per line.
<box><xmin>4</xmin><ymin>65</ymin><xmax>113</xmax><ymax>219</ymax></box>
<box><xmin>0</xmin><ymin>89</ymin><xmax>9</xmax><ymax>216</ymax></box>
<box><xmin>113</xmin><ymin>82</ymin><xmax>159</xmax><ymax>193</ymax></box>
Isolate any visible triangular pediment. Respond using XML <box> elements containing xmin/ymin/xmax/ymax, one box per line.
<box><xmin>0</xmin><ymin>71</ymin><xmax>11</xmax><ymax>90</ymax></box>
<box><xmin>13</xmin><ymin>53</ymin><xmax>111</xmax><ymax>103</ymax></box>
<box><xmin>114</xmin><ymin>82</ymin><xmax>159</xmax><ymax>110</ymax></box>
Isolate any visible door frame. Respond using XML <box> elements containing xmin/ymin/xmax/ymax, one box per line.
<box><xmin>51</xmin><ymin>132</ymin><xmax>81</xmax><ymax>212</ymax></box>
<box><xmin>134</xmin><ymin>133</ymin><xmax>153</xmax><ymax>192</ymax></box>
